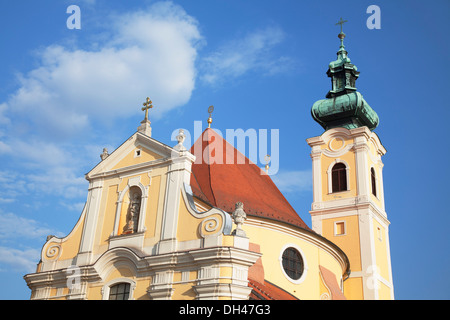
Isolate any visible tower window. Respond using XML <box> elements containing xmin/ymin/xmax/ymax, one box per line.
<box><xmin>331</xmin><ymin>163</ymin><xmax>347</xmax><ymax>192</ymax></box>
<box><xmin>282</xmin><ymin>247</ymin><xmax>304</xmax><ymax>281</ymax></box>
<box><xmin>335</xmin><ymin>221</ymin><xmax>346</xmax><ymax>236</ymax></box>
<box><xmin>109</xmin><ymin>283</ymin><xmax>130</xmax><ymax>300</ymax></box>
<box><xmin>371</xmin><ymin>168</ymin><xmax>377</xmax><ymax>197</ymax></box>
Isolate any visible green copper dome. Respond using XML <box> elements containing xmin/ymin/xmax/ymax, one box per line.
<box><xmin>312</xmin><ymin>91</ymin><xmax>378</xmax><ymax>131</ymax></box>
<box><xmin>311</xmin><ymin>21</ymin><xmax>379</xmax><ymax>131</ymax></box>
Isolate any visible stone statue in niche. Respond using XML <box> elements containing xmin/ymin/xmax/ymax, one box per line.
<box><xmin>124</xmin><ymin>191</ymin><xmax>141</xmax><ymax>234</ymax></box>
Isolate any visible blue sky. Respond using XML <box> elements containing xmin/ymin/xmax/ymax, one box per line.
<box><xmin>0</xmin><ymin>0</ymin><xmax>449</xmax><ymax>300</ymax></box>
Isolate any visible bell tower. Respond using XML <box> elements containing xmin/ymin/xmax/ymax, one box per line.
<box><xmin>306</xmin><ymin>20</ymin><xmax>394</xmax><ymax>300</ymax></box>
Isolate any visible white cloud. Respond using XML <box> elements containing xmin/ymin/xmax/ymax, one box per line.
<box><xmin>0</xmin><ymin>141</ymin><xmax>11</xmax><ymax>154</ymax></box>
<box><xmin>0</xmin><ymin>139</ymin><xmax>88</xmax><ymax>202</ymax></box>
<box><xmin>2</xmin><ymin>1</ymin><xmax>203</xmax><ymax>138</ymax></box>
<box><xmin>0</xmin><ymin>2</ymin><xmax>204</xmax><ymax>205</ymax></box>
<box><xmin>201</xmin><ymin>26</ymin><xmax>294</xmax><ymax>85</ymax></box>
<box><xmin>0</xmin><ymin>212</ymin><xmax>64</xmax><ymax>274</ymax></box>
<box><xmin>271</xmin><ymin>169</ymin><xmax>312</xmax><ymax>194</ymax></box>
<box><xmin>59</xmin><ymin>201</ymin><xmax>86</xmax><ymax>212</ymax></box>
<box><xmin>0</xmin><ymin>171</ymin><xmax>26</xmax><ymax>201</ymax></box>
<box><xmin>79</xmin><ymin>0</ymin><xmax>96</xmax><ymax>5</ymax></box>
<box><xmin>0</xmin><ymin>246</ymin><xmax>40</xmax><ymax>273</ymax></box>
<box><xmin>26</xmin><ymin>167</ymin><xmax>87</xmax><ymax>199</ymax></box>
<box><xmin>0</xmin><ymin>212</ymin><xmax>62</xmax><ymax>240</ymax></box>
<box><xmin>0</xmin><ymin>211</ymin><xmax>64</xmax><ymax>274</ymax></box>
<box><xmin>0</xmin><ymin>103</ymin><xmax>9</xmax><ymax>125</ymax></box>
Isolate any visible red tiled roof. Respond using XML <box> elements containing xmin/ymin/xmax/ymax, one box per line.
<box><xmin>189</xmin><ymin>128</ymin><xmax>310</xmax><ymax>230</ymax></box>
<box><xmin>248</xmin><ymin>278</ymin><xmax>299</xmax><ymax>300</ymax></box>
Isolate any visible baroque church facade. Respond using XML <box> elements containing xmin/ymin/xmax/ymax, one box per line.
<box><xmin>23</xmin><ymin>25</ymin><xmax>394</xmax><ymax>300</ymax></box>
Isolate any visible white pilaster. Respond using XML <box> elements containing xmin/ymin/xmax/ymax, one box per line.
<box><xmin>158</xmin><ymin>145</ymin><xmax>195</xmax><ymax>254</ymax></box>
<box><xmin>310</xmin><ymin>146</ymin><xmax>322</xmax><ymax>203</ymax></box>
<box><xmin>354</xmin><ymin>140</ymin><xmax>369</xmax><ymax>197</ymax></box>
<box><xmin>77</xmin><ymin>179</ymin><xmax>104</xmax><ymax>266</ymax></box>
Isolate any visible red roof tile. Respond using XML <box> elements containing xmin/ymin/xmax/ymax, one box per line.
<box><xmin>248</xmin><ymin>278</ymin><xmax>299</xmax><ymax>300</ymax></box>
<box><xmin>189</xmin><ymin>128</ymin><xmax>310</xmax><ymax>230</ymax></box>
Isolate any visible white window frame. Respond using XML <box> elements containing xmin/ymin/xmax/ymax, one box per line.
<box><xmin>327</xmin><ymin>158</ymin><xmax>350</xmax><ymax>194</ymax></box>
<box><xmin>102</xmin><ymin>278</ymin><xmax>136</xmax><ymax>300</ymax></box>
<box><xmin>334</xmin><ymin>220</ymin><xmax>347</xmax><ymax>236</ymax></box>
<box><xmin>134</xmin><ymin>148</ymin><xmax>142</xmax><ymax>158</ymax></box>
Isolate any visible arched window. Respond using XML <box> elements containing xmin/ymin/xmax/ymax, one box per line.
<box><xmin>371</xmin><ymin>167</ymin><xmax>377</xmax><ymax>197</ymax></box>
<box><xmin>109</xmin><ymin>283</ymin><xmax>131</xmax><ymax>300</ymax></box>
<box><xmin>331</xmin><ymin>163</ymin><xmax>347</xmax><ymax>193</ymax></box>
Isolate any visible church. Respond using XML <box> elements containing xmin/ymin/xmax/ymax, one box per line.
<box><xmin>23</xmin><ymin>22</ymin><xmax>394</xmax><ymax>300</ymax></box>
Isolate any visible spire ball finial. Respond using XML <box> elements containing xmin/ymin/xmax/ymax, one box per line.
<box><xmin>207</xmin><ymin>105</ymin><xmax>214</xmax><ymax>128</ymax></box>
<box><xmin>335</xmin><ymin>18</ymin><xmax>348</xmax><ymax>51</ymax></box>
<box><xmin>264</xmin><ymin>154</ymin><xmax>271</xmax><ymax>173</ymax></box>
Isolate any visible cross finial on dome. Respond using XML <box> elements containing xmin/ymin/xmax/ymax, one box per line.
<box><xmin>335</xmin><ymin>18</ymin><xmax>348</xmax><ymax>49</ymax></box>
<box><xmin>336</xmin><ymin>17</ymin><xmax>348</xmax><ymax>34</ymax></box>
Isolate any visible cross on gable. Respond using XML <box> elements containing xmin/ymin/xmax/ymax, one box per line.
<box><xmin>141</xmin><ymin>97</ymin><xmax>153</xmax><ymax>122</ymax></box>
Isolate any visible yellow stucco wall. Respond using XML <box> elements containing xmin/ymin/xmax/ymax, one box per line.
<box><xmin>172</xmin><ymin>283</ymin><xmax>197</xmax><ymax>300</ymax></box>
<box><xmin>343</xmin><ymin>277</ymin><xmax>364</xmax><ymax>300</ymax></box>
<box><xmin>372</xmin><ymin>218</ymin><xmax>390</xmax><ymax>282</ymax></box>
<box><xmin>39</xmin><ymin>144</ymin><xmax>171</xmax><ymax>276</ymax></box>
<box><xmin>321</xmin><ymin>215</ymin><xmax>362</xmax><ymax>272</ymax></box>
<box><xmin>144</xmin><ymin>174</ymin><xmax>163</xmax><ymax>240</ymax></box>
<box><xmin>171</xmin><ymin>270</ymin><xmax>198</xmax><ymax>300</ymax></box>
<box><xmin>90</xmin><ymin>167</ymin><xmax>167</xmax><ymax>255</ymax></box>
<box><xmin>42</xmin><ymin>207</ymin><xmax>86</xmax><ymax>263</ymax></box>
<box><xmin>177</xmin><ymin>191</ymin><xmax>225</xmax><ymax>242</ymax></box>
<box><xmin>378</xmin><ymin>281</ymin><xmax>391</xmax><ymax>300</ymax></box>
<box><xmin>111</xmin><ymin>146</ymin><xmax>163</xmax><ymax>170</ymax></box>
<box><xmin>242</xmin><ymin>218</ymin><xmax>346</xmax><ymax>300</ymax></box>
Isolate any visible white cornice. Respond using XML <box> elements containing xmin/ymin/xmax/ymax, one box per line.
<box><xmin>306</xmin><ymin>127</ymin><xmax>386</xmax><ymax>156</ymax></box>
<box><xmin>310</xmin><ymin>199</ymin><xmax>390</xmax><ymax>226</ymax></box>
<box><xmin>85</xmin><ymin>131</ymin><xmax>189</xmax><ymax>181</ymax></box>
<box><xmin>87</xmin><ymin>157</ymin><xmax>172</xmax><ymax>180</ymax></box>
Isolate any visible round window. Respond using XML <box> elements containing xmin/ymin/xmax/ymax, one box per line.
<box><xmin>282</xmin><ymin>247</ymin><xmax>304</xmax><ymax>280</ymax></box>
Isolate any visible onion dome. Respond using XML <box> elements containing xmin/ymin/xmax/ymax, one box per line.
<box><xmin>311</xmin><ymin>19</ymin><xmax>379</xmax><ymax>131</ymax></box>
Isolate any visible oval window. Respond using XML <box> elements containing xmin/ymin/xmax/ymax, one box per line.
<box><xmin>282</xmin><ymin>247</ymin><xmax>304</xmax><ymax>280</ymax></box>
